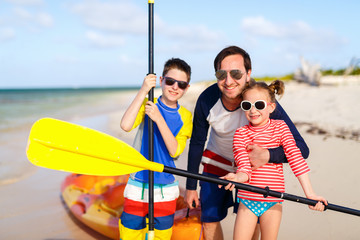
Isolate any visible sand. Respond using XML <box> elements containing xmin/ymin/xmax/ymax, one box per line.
<box><xmin>1</xmin><ymin>81</ymin><xmax>359</xmax><ymax>239</ymax></box>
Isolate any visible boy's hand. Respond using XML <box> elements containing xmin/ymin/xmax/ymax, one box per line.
<box><xmin>145</xmin><ymin>101</ymin><xmax>162</xmax><ymax>123</ymax></box>
<box><xmin>141</xmin><ymin>74</ymin><xmax>157</xmax><ymax>93</ymax></box>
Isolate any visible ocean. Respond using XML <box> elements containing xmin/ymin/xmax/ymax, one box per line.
<box><xmin>0</xmin><ymin>87</ymin><xmax>139</xmax><ymax>185</ymax></box>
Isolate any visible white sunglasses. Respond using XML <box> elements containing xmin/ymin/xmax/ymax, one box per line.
<box><xmin>240</xmin><ymin>100</ymin><xmax>269</xmax><ymax>111</ymax></box>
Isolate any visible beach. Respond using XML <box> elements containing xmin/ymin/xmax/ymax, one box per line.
<box><xmin>0</xmin><ymin>81</ymin><xmax>359</xmax><ymax>239</ymax></box>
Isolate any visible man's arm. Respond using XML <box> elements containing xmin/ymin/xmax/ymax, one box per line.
<box><xmin>185</xmin><ymin>94</ymin><xmax>210</xmax><ymax>209</ymax></box>
<box><xmin>269</xmin><ymin>101</ymin><xmax>309</xmax><ymax>163</ymax></box>
<box><xmin>186</xmin><ymin>98</ymin><xmax>209</xmax><ymax>190</ymax></box>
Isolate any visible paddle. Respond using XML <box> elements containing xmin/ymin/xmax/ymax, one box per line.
<box><xmin>26</xmin><ymin>118</ymin><xmax>360</xmax><ymax>217</ymax></box>
<box><xmin>147</xmin><ymin>1</ymin><xmax>155</xmax><ymax>238</ymax></box>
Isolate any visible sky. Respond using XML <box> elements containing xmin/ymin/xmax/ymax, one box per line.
<box><xmin>0</xmin><ymin>0</ymin><xmax>359</xmax><ymax>88</ymax></box>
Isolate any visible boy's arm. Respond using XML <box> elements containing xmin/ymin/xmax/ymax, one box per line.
<box><xmin>147</xmin><ymin>104</ymin><xmax>192</xmax><ymax>157</ymax></box>
<box><xmin>120</xmin><ymin>74</ymin><xmax>156</xmax><ymax>132</ymax></box>
<box><xmin>146</xmin><ymin>101</ymin><xmax>179</xmax><ymax>156</ymax></box>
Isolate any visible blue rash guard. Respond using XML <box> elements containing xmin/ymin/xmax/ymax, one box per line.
<box><xmin>186</xmin><ymin>83</ymin><xmax>309</xmax><ymax>190</ymax></box>
<box><xmin>130</xmin><ymin>96</ymin><xmax>193</xmax><ymax>185</ymax></box>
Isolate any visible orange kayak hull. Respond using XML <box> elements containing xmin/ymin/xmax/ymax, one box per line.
<box><xmin>61</xmin><ymin>174</ymin><xmax>203</xmax><ymax>240</ymax></box>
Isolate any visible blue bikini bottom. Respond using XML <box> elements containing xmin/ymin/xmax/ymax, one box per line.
<box><xmin>239</xmin><ymin>199</ymin><xmax>281</xmax><ymax>217</ymax></box>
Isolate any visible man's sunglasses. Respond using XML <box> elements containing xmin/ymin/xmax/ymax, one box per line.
<box><xmin>241</xmin><ymin>100</ymin><xmax>268</xmax><ymax>111</ymax></box>
<box><xmin>215</xmin><ymin>69</ymin><xmax>244</xmax><ymax>81</ymax></box>
<box><xmin>163</xmin><ymin>77</ymin><xmax>189</xmax><ymax>90</ymax></box>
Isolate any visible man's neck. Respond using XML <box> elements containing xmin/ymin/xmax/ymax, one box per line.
<box><xmin>221</xmin><ymin>95</ymin><xmax>241</xmax><ymax>111</ymax></box>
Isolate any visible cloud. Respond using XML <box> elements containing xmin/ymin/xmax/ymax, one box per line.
<box><xmin>5</xmin><ymin>0</ymin><xmax>43</xmax><ymax>6</ymax></box>
<box><xmin>69</xmin><ymin>1</ymin><xmax>222</xmax><ymax>52</ymax></box>
<box><xmin>70</xmin><ymin>1</ymin><xmax>147</xmax><ymax>34</ymax></box>
<box><xmin>85</xmin><ymin>30</ymin><xmax>125</xmax><ymax>48</ymax></box>
<box><xmin>0</xmin><ymin>27</ymin><xmax>16</xmax><ymax>42</ymax></box>
<box><xmin>159</xmin><ymin>24</ymin><xmax>222</xmax><ymax>49</ymax></box>
<box><xmin>36</xmin><ymin>12</ymin><xmax>53</xmax><ymax>27</ymax></box>
<box><xmin>13</xmin><ymin>7</ymin><xmax>53</xmax><ymax>28</ymax></box>
<box><xmin>241</xmin><ymin>16</ymin><xmax>346</xmax><ymax>52</ymax></box>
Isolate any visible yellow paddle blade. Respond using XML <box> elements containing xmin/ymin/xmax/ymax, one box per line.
<box><xmin>26</xmin><ymin>118</ymin><xmax>164</xmax><ymax>176</ymax></box>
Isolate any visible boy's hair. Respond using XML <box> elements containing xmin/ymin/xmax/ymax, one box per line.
<box><xmin>214</xmin><ymin>46</ymin><xmax>252</xmax><ymax>73</ymax></box>
<box><xmin>162</xmin><ymin>58</ymin><xmax>192</xmax><ymax>82</ymax></box>
<box><xmin>242</xmin><ymin>80</ymin><xmax>285</xmax><ymax>103</ymax></box>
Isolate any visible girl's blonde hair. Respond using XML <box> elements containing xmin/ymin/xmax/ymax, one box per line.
<box><xmin>242</xmin><ymin>79</ymin><xmax>285</xmax><ymax>103</ymax></box>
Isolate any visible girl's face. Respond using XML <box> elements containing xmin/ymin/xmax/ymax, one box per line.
<box><xmin>242</xmin><ymin>88</ymin><xmax>276</xmax><ymax>127</ymax></box>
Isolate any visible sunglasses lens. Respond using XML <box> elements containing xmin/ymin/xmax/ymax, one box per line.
<box><xmin>241</xmin><ymin>101</ymin><xmax>252</xmax><ymax>111</ymax></box>
<box><xmin>164</xmin><ymin>77</ymin><xmax>188</xmax><ymax>90</ymax></box>
<box><xmin>165</xmin><ymin>77</ymin><xmax>175</xmax><ymax>86</ymax></box>
<box><xmin>230</xmin><ymin>70</ymin><xmax>243</xmax><ymax>80</ymax></box>
<box><xmin>215</xmin><ymin>70</ymin><xmax>243</xmax><ymax>80</ymax></box>
<box><xmin>178</xmin><ymin>82</ymin><xmax>188</xmax><ymax>89</ymax></box>
<box><xmin>254</xmin><ymin>101</ymin><xmax>266</xmax><ymax>110</ymax></box>
<box><xmin>215</xmin><ymin>70</ymin><xmax>227</xmax><ymax>80</ymax></box>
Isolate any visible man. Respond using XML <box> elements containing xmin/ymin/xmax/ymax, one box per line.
<box><xmin>185</xmin><ymin>46</ymin><xmax>309</xmax><ymax>240</ymax></box>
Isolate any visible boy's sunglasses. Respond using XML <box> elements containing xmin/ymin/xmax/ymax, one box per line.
<box><xmin>163</xmin><ymin>77</ymin><xmax>189</xmax><ymax>90</ymax></box>
<box><xmin>241</xmin><ymin>100</ymin><xmax>268</xmax><ymax>111</ymax></box>
<box><xmin>215</xmin><ymin>69</ymin><xmax>244</xmax><ymax>81</ymax></box>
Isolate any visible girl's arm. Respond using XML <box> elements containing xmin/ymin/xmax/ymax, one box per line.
<box><xmin>120</xmin><ymin>74</ymin><xmax>156</xmax><ymax>132</ymax></box>
<box><xmin>219</xmin><ymin>172</ymin><xmax>249</xmax><ymax>190</ymax></box>
<box><xmin>297</xmin><ymin>173</ymin><xmax>328</xmax><ymax>211</ymax></box>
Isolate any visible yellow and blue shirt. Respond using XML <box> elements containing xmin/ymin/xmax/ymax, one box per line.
<box><xmin>130</xmin><ymin>96</ymin><xmax>192</xmax><ymax>185</ymax></box>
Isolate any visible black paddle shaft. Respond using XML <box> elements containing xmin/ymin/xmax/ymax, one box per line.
<box><xmin>163</xmin><ymin>166</ymin><xmax>360</xmax><ymax>217</ymax></box>
<box><xmin>147</xmin><ymin>0</ymin><xmax>155</xmax><ymax>233</ymax></box>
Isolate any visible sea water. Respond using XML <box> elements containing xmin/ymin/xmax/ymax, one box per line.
<box><xmin>0</xmin><ymin>87</ymin><xmax>138</xmax><ymax>185</ymax></box>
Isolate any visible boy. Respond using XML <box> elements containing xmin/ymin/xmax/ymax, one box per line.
<box><xmin>119</xmin><ymin>58</ymin><xmax>193</xmax><ymax>240</ymax></box>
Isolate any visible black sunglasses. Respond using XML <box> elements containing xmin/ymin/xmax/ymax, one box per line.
<box><xmin>241</xmin><ymin>100</ymin><xmax>268</xmax><ymax>111</ymax></box>
<box><xmin>163</xmin><ymin>77</ymin><xmax>189</xmax><ymax>90</ymax></box>
<box><xmin>215</xmin><ymin>69</ymin><xmax>244</xmax><ymax>81</ymax></box>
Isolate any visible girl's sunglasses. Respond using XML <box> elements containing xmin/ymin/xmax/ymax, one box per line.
<box><xmin>163</xmin><ymin>77</ymin><xmax>189</xmax><ymax>90</ymax></box>
<box><xmin>241</xmin><ymin>100</ymin><xmax>268</xmax><ymax>111</ymax></box>
<box><xmin>215</xmin><ymin>69</ymin><xmax>244</xmax><ymax>80</ymax></box>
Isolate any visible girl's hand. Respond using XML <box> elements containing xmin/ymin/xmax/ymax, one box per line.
<box><xmin>141</xmin><ymin>74</ymin><xmax>156</xmax><ymax>93</ymax></box>
<box><xmin>218</xmin><ymin>173</ymin><xmax>237</xmax><ymax>191</ymax></box>
<box><xmin>145</xmin><ymin>101</ymin><xmax>162</xmax><ymax>123</ymax></box>
<box><xmin>307</xmin><ymin>194</ymin><xmax>328</xmax><ymax>212</ymax></box>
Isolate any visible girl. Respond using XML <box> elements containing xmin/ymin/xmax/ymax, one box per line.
<box><xmin>220</xmin><ymin>80</ymin><xmax>327</xmax><ymax>240</ymax></box>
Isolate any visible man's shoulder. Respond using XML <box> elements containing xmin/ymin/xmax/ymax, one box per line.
<box><xmin>270</xmin><ymin>100</ymin><xmax>285</xmax><ymax>119</ymax></box>
<box><xmin>201</xmin><ymin>82</ymin><xmax>220</xmax><ymax>95</ymax></box>
<box><xmin>197</xmin><ymin>83</ymin><xmax>220</xmax><ymax>103</ymax></box>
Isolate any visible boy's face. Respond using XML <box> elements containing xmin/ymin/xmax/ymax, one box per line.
<box><xmin>159</xmin><ymin>68</ymin><xmax>189</xmax><ymax>107</ymax></box>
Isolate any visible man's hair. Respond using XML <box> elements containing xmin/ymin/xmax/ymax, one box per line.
<box><xmin>213</xmin><ymin>46</ymin><xmax>252</xmax><ymax>73</ymax></box>
<box><xmin>162</xmin><ymin>58</ymin><xmax>192</xmax><ymax>82</ymax></box>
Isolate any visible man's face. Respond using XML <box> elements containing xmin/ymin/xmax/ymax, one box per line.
<box><xmin>216</xmin><ymin>54</ymin><xmax>251</xmax><ymax>104</ymax></box>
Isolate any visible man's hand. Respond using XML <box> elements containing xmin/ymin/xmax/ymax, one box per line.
<box><xmin>185</xmin><ymin>190</ymin><xmax>200</xmax><ymax>209</ymax></box>
<box><xmin>247</xmin><ymin>144</ymin><xmax>270</xmax><ymax>170</ymax></box>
